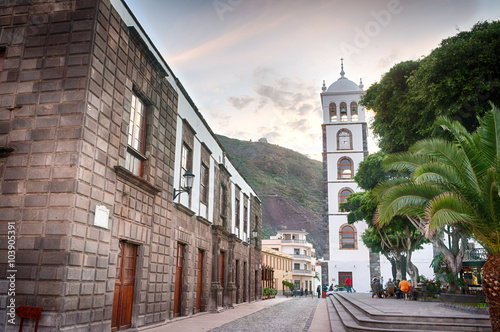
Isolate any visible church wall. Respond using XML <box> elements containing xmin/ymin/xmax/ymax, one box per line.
<box><xmin>328</xmin><ymin>261</ymin><xmax>372</xmax><ymax>293</ymax></box>
<box><xmin>325</xmin><ymin>153</ymin><xmax>365</xmax><ymax>183</ymax></box>
<box><xmin>326</xmin><ymin>183</ymin><xmax>358</xmax><ymax>214</ymax></box>
<box><xmin>325</xmin><ymin>124</ymin><xmax>367</xmax><ymax>152</ymax></box>
<box><xmin>328</xmin><ymin>214</ymin><xmax>371</xmax><ymax>293</ymax></box>
<box><xmin>328</xmin><ymin>215</ymin><xmax>369</xmax><ymax>260</ymax></box>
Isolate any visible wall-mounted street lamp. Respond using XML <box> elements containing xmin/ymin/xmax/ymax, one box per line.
<box><xmin>248</xmin><ymin>227</ymin><xmax>258</xmax><ymax>244</ymax></box>
<box><xmin>173</xmin><ymin>170</ymin><xmax>195</xmax><ymax>200</ymax></box>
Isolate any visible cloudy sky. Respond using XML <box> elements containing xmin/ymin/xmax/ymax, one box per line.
<box><xmin>124</xmin><ymin>0</ymin><xmax>500</xmax><ymax>160</ymax></box>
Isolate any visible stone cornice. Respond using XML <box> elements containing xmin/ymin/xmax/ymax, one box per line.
<box><xmin>114</xmin><ymin>166</ymin><xmax>161</xmax><ymax>195</ymax></box>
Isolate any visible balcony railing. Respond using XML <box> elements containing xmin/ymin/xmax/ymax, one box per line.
<box><xmin>463</xmin><ymin>248</ymin><xmax>487</xmax><ymax>262</ymax></box>
<box><xmin>293</xmin><ymin>269</ymin><xmax>313</xmax><ymax>275</ymax></box>
<box><xmin>293</xmin><ymin>254</ymin><xmax>311</xmax><ymax>259</ymax></box>
<box><xmin>282</xmin><ymin>239</ymin><xmax>306</xmax><ymax>244</ymax></box>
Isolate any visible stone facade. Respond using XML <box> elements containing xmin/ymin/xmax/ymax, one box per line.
<box><xmin>0</xmin><ymin>1</ymin><xmax>262</xmax><ymax>331</ymax></box>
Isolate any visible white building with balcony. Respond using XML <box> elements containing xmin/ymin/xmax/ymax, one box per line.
<box><xmin>263</xmin><ymin>230</ymin><xmax>317</xmax><ymax>293</ymax></box>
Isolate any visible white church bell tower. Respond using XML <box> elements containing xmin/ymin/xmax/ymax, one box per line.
<box><xmin>320</xmin><ymin>60</ymin><xmax>377</xmax><ymax>292</ymax></box>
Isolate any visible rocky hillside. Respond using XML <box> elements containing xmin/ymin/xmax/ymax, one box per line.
<box><xmin>216</xmin><ymin>135</ymin><xmax>325</xmax><ymax>257</ymax></box>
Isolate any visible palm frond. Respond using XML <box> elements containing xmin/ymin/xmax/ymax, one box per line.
<box><xmin>426</xmin><ymin>193</ymin><xmax>475</xmax><ymax>229</ymax></box>
<box><xmin>411</xmin><ymin>138</ymin><xmax>481</xmax><ymax>194</ymax></box>
<box><xmin>377</xmin><ymin>182</ymin><xmax>442</xmax><ymax>224</ymax></box>
<box><xmin>372</xmin><ymin>177</ymin><xmax>411</xmax><ymax>198</ymax></box>
<box><xmin>382</xmin><ymin>152</ymin><xmax>431</xmax><ymax>173</ymax></box>
<box><xmin>477</xmin><ymin>103</ymin><xmax>500</xmax><ymax>167</ymax></box>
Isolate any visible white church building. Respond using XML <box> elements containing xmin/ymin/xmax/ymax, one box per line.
<box><xmin>320</xmin><ymin>60</ymin><xmax>378</xmax><ymax>293</ymax></box>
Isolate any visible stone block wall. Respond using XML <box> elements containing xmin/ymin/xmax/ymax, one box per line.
<box><xmin>0</xmin><ymin>0</ymin><xmax>262</xmax><ymax>331</ymax></box>
<box><xmin>0</xmin><ymin>1</ymin><xmax>100</xmax><ymax>331</ymax></box>
<box><xmin>0</xmin><ymin>0</ymin><xmax>179</xmax><ymax>330</ymax></box>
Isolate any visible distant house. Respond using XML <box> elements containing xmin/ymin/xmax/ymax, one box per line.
<box><xmin>263</xmin><ymin>230</ymin><xmax>316</xmax><ymax>292</ymax></box>
<box><xmin>261</xmin><ymin>247</ymin><xmax>293</xmax><ymax>296</ymax></box>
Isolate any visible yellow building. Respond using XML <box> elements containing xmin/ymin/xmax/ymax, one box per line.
<box><xmin>261</xmin><ymin>247</ymin><xmax>294</xmax><ymax>295</ymax></box>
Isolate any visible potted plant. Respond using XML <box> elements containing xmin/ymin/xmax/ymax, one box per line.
<box><xmin>263</xmin><ymin>287</ymin><xmax>270</xmax><ymax>299</ymax></box>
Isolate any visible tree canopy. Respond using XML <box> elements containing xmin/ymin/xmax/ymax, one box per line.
<box><xmin>375</xmin><ymin>104</ymin><xmax>500</xmax><ymax>327</ymax></box>
<box><xmin>362</xmin><ymin>20</ymin><xmax>500</xmax><ymax>154</ymax></box>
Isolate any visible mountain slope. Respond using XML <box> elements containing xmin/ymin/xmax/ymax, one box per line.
<box><xmin>216</xmin><ymin>135</ymin><xmax>325</xmax><ymax>257</ymax></box>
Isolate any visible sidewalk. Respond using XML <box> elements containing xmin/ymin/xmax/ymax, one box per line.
<box><xmin>308</xmin><ymin>296</ymin><xmax>331</xmax><ymax>331</ymax></box>
<box><xmin>142</xmin><ymin>297</ymin><xmax>298</xmax><ymax>332</ymax></box>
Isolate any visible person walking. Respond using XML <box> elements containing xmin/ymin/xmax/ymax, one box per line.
<box><xmin>317</xmin><ymin>284</ymin><xmax>321</xmax><ymax>298</ymax></box>
<box><xmin>345</xmin><ymin>276</ymin><xmax>353</xmax><ymax>293</ymax></box>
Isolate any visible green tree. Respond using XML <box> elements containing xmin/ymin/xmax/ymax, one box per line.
<box><xmin>361</xmin><ymin>61</ymin><xmax>424</xmax><ymax>153</ymax></box>
<box><xmin>342</xmin><ymin>152</ymin><xmax>426</xmax><ymax>283</ymax></box>
<box><xmin>409</xmin><ymin>21</ymin><xmax>500</xmax><ymax>133</ymax></box>
<box><xmin>376</xmin><ymin>104</ymin><xmax>500</xmax><ymax>329</ymax></box>
<box><xmin>363</xmin><ymin>21</ymin><xmax>500</xmax><ymax>154</ymax></box>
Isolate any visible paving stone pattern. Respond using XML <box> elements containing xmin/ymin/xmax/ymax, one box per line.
<box><xmin>209</xmin><ymin>297</ymin><xmax>319</xmax><ymax>332</ymax></box>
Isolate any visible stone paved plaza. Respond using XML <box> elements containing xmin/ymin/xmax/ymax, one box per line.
<box><xmin>210</xmin><ymin>296</ymin><xmax>319</xmax><ymax>332</ymax></box>
<box><xmin>142</xmin><ymin>293</ymin><xmax>491</xmax><ymax>332</ymax></box>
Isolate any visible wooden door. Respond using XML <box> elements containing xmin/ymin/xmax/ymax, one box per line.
<box><xmin>255</xmin><ymin>270</ymin><xmax>258</xmax><ymax>300</ymax></box>
<box><xmin>174</xmin><ymin>243</ymin><xmax>184</xmax><ymax>317</ymax></box>
<box><xmin>339</xmin><ymin>272</ymin><xmax>353</xmax><ymax>288</ymax></box>
<box><xmin>112</xmin><ymin>242</ymin><xmax>137</xmax><ymax>331</ymax></box>
<box><xmin>243</xmin><ymin>262</ymin><xmax>247</xmax><ymax>302</ymax></box>
<box><xmin>196</xmin><ymin>250</ymin><xmax>203</xmax><ymax>312</ymax></box>
<box><xmin>235</xmin><ymin>260</ymin><xmax>240</xmax><ymax>304</ymax></box>
<box><xmin>219</xmin><ymin>251</ymin><xmax>224</xmax><ymax>301</ymax></box>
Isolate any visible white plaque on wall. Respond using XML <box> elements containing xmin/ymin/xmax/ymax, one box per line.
<box><xmin>94</xmin><ymin>205</ymin><xmax>110</xmax><ymax>229</ymax></box>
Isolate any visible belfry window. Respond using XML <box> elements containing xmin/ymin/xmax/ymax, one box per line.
<box><xmin>351</xmin><ymin>102</ymin><xmax>358</xmax><ymax>122</ymax></box>
<box><xmin>329</xmin><ymin>103</ymin><xmax>337</xmax><ymax>122</ymax></box>
<box><xmin>338</xmin><ymin>157</ymin><xmax>353</xmax><ymax>179</ymax></box>
<box><xmin>340</xmin><ymin>102</ymin><xmax>347</xmax><ymax>122</ymax></box>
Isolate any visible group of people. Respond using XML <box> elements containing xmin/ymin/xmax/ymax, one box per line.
<box><xmin>371</xmin><ymin>277</ymin><xmax>412</xmax><ymax>299</ymax></box>
<box><xmin>293</xmin><ymin>287</ymin><xmax>313</xmax><ymax>297</ymax></box>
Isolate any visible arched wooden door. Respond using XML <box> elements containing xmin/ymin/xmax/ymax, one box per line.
<box><xmin>112</xmin><ymin>242</ymin><xmax>137</xmax><ymax>331</ymax></box>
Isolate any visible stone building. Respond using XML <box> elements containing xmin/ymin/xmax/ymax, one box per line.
<box><xmin>0</xmin><ymin>0</ymin><xmax>262</xmax><ymax>331</ymax></box>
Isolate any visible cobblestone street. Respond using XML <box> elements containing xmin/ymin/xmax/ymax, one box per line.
<box><xmin>209</xmin><ymin>297</ymin><xmax>319</xmax><ymax>332</ymax></box>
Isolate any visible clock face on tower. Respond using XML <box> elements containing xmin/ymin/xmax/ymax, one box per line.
<box><xmin>339</xmin><ymin>137</ymin><xmax>350</xmax><ymax>149</ymax></box>
<box><xmin>338</xmin><ymin>132</ymin><xmax>351</xmax><ymax>150</ymax></box>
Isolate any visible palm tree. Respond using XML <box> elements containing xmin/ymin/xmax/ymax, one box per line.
<box><xmin>375</xmin><ymin>103</ymin><xmax>500</xmax><ymax>330</ymax></box>
<box><xmin>374</xmin><ymin>177</ymin><xmax>468</xmax><ymax>293</ymax></box>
